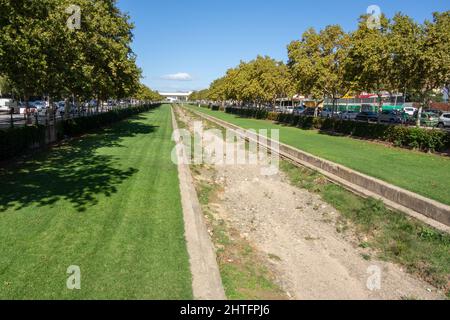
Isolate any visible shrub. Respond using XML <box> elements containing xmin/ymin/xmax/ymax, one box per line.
<box><xmin>0</xmin><ymin>125</ymin><xmax>46</xmax><ymax>161</ymax></box>
<box><xmin>224</xmin><ymin>107</ymin><xmax>450</xmax><ymax>153</ymax></box>
<box><xmin>60</xmin><ymin>104</ymin><xmax>160</xmax><ymax>136</ymax></box>
<box><xmin>385</xmin><ymin>126</ymin><xmax>449</xmax><ymax>152</ymax></box>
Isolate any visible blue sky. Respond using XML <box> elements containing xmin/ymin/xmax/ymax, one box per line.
<box><xmin>117</xmin><ymin>0</ymin><xmax>449</xmax><ymax>93</ymax></box>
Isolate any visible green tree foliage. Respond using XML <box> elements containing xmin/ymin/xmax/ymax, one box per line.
<box><xmin>206</xmin><ymin>10</ymin><xmax>449</xmax><ymax>124</ymax></box>
<box><xmin>0</xmin><ymin>75</ymin><xmax>13</xmax><ymax>96</ymax></box>
<box><xmin>0</xmin><ymin>0</ymin><xmax>142</xmax><ymax>107</ymax></box>
<box><xmin>288</xmin><ymin>25</ymin><xmax>351</xmax><ymax>114</ymax></box>
<box><xmin>189</xmin><ymin>89</ymin><xmax>210</xmax><ymax>101</ymax></box>
<box><xmin>135</xmin><ymin>84</ymin><xmax>162</xmax><ymax>102</ymax></box>
<box><xmin>344</xmin><ymin>14</ymin><xmax>393</xmax><ymax>115</ymax></box>
<box><xmin>203</xmin><ymin>56</ymin><xmax>294</xmax><ymax>107</ymax></box>
<box><xmin>408</xmin><ymin>11</ymin><xmax>450</xmax><ymax>125</ymax></box>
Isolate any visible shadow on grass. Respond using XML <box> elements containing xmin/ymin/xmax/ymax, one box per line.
<box><xmin>0</xmin><ymin>115</ymin><xmax>158</xmax><ymax>212</ymax></box>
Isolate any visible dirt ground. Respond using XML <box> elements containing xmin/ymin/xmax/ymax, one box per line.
<box><xmin>175</xmin><ymin>105</ymin><xmax>445</xmax><ymax>300</ymax></box>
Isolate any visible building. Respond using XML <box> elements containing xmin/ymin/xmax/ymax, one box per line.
<box><xmin>159</xmin><ymin>91</ymin><xmax>193</xmax><ymax>103</ymax></box>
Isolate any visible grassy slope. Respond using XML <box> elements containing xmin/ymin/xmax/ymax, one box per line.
<box><xmin>187</xmin><ymin>106</ymin><xmax>450</xmax><ymax>205</ymax></box>
<box><xmin>0</xmin><ymin>105</ymin><xmax>192</xmax><ymax>299</ymax></box>
<box><xmin>281</xmin><ymin>161</ymin><xmax>450</xmax><ymax>297</ymax></box>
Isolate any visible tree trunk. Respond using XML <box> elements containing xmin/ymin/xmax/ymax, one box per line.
<box><xmin>416</xmin><ymin>97</ymin><xmax>427</xmax><ymax>127</ymax></box>
<box><xmin>377</xmin><ymin>93</ymin><xmax>383</xmax><ymax>124</ymax></box>
<box><xmin>64</xmin><ymin>98</ymin><xmax>70</xmax><ymax>120</ymax></box>
<box><xmin>331</xmin><ymin>96</ymin><xmax>336</xmax><ymax>117</ymax></box>
<box><xmin>24</xmin><ymin>95</ymin><xmax>31</xmax><ymax>125</ymax></box>
<box><xmin>96</xmin><ymin>97</ymin><xmax>100</xmax><ymax>113</ymax></box>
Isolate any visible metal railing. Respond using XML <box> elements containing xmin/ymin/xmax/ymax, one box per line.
<box><xmin>0</xmin><ymin>104</ymin><xmax>139</xmax><ymax>130</ymax></box>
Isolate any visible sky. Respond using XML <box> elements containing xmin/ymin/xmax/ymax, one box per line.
<box><xmin>117</xmin><ymin>0</ymin><xmax>449</xmax><ymax>93</ymax></box>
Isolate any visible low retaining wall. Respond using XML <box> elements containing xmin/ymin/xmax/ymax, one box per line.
<box><xmin>191</xmin><ymin>108</ymin><xmax>450</xmax><ymax>231</ymax></box>
<box><xmin>171</xmin><ymin>107</ymin><xmax>226</xmax><ymax>300</ymax></box>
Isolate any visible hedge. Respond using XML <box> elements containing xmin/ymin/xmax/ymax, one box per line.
<box><xmin>0</xmin><ymin>104</ymin><xmax>161</xmax><ymax>162</ymax></box>
<box><xmin>224</xmin><ymin>107</ymin><xmax>450</xmax><ymax>153</ymax></box>
<box><xmin>60</xmin><ymin>104</ymin><xmax>160</xmax><ymax>136</ymax></box>
<box><xmin>0</xmin><ymin>125</ymin><xmax>47</xmax><ymax>161</ymax></box>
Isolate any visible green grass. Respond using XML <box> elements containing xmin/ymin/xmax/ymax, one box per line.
<box><xmin>281</xmin><ymin>161</ymin><xmax>450</xmax><ymax>297</ymax></box>
<box><xmin>187</xmin><ymin>105</ymin><xmax>450</xmax><ymax>205</ymax></box>
<box><xmin>0</xmin><ymin>105</ymin><xmax>193</xmax><ymax>299</ymax></box>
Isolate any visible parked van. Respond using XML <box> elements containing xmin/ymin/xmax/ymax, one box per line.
<box><xmin>0</xmin><ymin>98</ymin><xmax>17</xmax><ymax>113</ymax></box>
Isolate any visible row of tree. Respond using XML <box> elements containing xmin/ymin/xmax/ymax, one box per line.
<box><xmin>135</xmin><ymin>84</ymin><xmax>163</xmax><ymax>102</ymax></box>
<box><xmin>0</xmin><ymin>0</ymin><xmax>157</xmax><ymax>110</ymax></box>
<box><xmin>191</xmin><ymin>12</ymin><xmax>450</xmax><ymax>123</ymax></box>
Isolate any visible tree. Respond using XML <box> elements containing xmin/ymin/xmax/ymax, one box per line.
<box><xmin>64</xmin><ymin>0</ymin><xmax>141</xmax><ymax>109</ymax></box>
<box><xmin>0</xmin><ymin>0</ymin><xmax>141</xmax><ymax>114</ymax></box>
<box><xmin>189</xmin><ymin>89</ymin><xmax>210</xmax><ymax>102</ymax></box>
<box><xmin>288</xmin><ymin>25</ymin><xmax>351</xmax><ymax>116</ymax></box>
<box><xmin>344</xmin><ymin>14</ymin><xmax>393</xmax><ymax>120</ymax></box>
<box><xmin>0</xmin><ymin>75</ymin><xmax>13</xmax><ymax>97</ymax></box>
<box><xmin>206</xmin><ymin>56</ymin><xmax>294</xmax><ymax>108</ymax></box>
<box><xmin>388</xmin><ymin>13</ymin><xmax>422</xmax><ymax>101</ymax></box>
<box><xmin>0</xmin><ymin>0</ymin><xmax>53</xmax><ymax>109</ymax></box>
<box><xmin>135</xmin><ymin>84</ymin><xmax>162</xmax><ymax>102</ymax></box>
<box><xmin>405</xmin><ymin>11</ymin><xmax>450</xmax><ymax>126</ymax></box>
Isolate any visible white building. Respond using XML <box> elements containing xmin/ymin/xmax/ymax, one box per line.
<box><xmin>159</xmin><ymin>91</ymin><xmax>192</xmax><ymax>102</ymax></box>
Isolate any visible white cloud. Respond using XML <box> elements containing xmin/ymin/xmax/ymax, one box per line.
<box><xmin>161</xmin><ymin>73</ymin><xmax>193</xmax><ymax>81</ymax></box>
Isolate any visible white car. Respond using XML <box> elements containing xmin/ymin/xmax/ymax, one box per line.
<box><xmin>0</xmin><ymin>98</ymin><xmax>16</xmax><ymax>113</ymax></box>
<box><xmin>30</xmin><ymin>101</ymin><xmax>45</xmax><ymax>110</ymax></box>
<box><xmin>437</xmin><ymin>113</ymin><xmax>450</xmax><ymax>129</ymax></box>
<box><xmin>282</xmin><ymin>106</ymin><xmax>295</xmax><ymax>114</ymax></box>
<box><xmin>339</xmin><ymin>110</ymin><xmax>358</xmax><ymax>120</ymax></box>
<box><xmin>321</xmin><ymin>109</ymin><xmax>338</xmax><ymax>118</ymax></box>
<box><xmin>403</xmin><ymin>104</ymin><xmax>418</xmax><ymax>116</ymax></box>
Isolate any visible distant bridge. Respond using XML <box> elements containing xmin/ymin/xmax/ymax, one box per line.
<box><xmin>159</xmin><ymin>91</ymin><xmax>192</xmax><ymax>102</ymax></box>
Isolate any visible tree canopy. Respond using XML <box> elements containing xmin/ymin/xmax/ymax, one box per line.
<box><xmin>192</xmin><ymin>56</ymin><xmax>294</xmax><ymax>106</ymax></box>
<box><xmin>0</xmin><ymin>0</ymin><xmax>151</xmax><ymax>104</ymax></box>
<box><xmin>288</xmin><ymin>25</ymin><xmax>351</xmax><ymax>109</ymax></box>
<box><xmin>200</xmin><ymin>10</ymin><xmax>449</xmax><ymax>123</ymax></box>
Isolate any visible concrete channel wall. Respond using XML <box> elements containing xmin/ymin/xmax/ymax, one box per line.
<box><xmin>190</xmin><ymin>108</ymin><xmax>450</xmax><ymax>232</ymax></box>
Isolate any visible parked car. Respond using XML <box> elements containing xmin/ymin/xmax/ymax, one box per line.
<box><xmin>293</xmin><ymin>106</ymin><xmax>305</xmax><ymax>115</ymax></box>
<box><xmin>30</xmin><ymin>101</ymin><xmax>45</xmax><ymax>111</ymax></box>
<box><xmin>403</xmin><ymin>105</ymin><xmax>417</xmax><ymax>116</ymax></box>
<box><xmin>339</xmin><ymin>110</ymin><xmax>358</xmax><ymax>120</ymax></box>
<box><xmin>379</xmin><ymin>110</ymin><xmax>402</xmax><ymax>124</ymax></box>
<box><xmin>283</xmin><ymin>106</ymin><xmax>295</xmax><ymax>114</ymax></box>
<box><xmin>355</xmin><ymin>111</ymin><xmax>379</xmax><ymax>122</ymax></box>
<box><xmin>321</xmin><ymin>109</ymin><xmax>339</xmax><ymax>118</ymax></box>
<box><xmin>412</xmin><ymin>112</ymin><xmax>439</xmax><ymax>127</ymax></box>
<box><xmin>425</xmin><ymin>109</ymin><xmax>443</xmax><ymax>116</ymax></box>
<box><xmin>302</xmin><ymin>108</ymin><xmax>316</xmax><ymax>117</ymax></box>
<box><xmin>18</xmin><ymin>104</ymin><xmax>37</xmax><ymax>114</ymax></box>
<box><xmin>437</xmin><ymin>113</ymin><xmax>450</xmax><ymax>129</ymax></box>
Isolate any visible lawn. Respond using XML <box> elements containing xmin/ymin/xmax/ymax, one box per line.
<box><xmin>187</xmin><ymin>105</ymin><xmax>450</xmax><ymax>206</ymax></box>
<box><xmin>0</xmin><ymin>104</ymin><xmax>193</xmax><ymax>299</ymax></box>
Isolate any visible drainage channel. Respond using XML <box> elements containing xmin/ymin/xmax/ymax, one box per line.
<box><xmin>185</xmin><ymin>106</ymin><xmax>450</xmax><ymax>234</ymax></box>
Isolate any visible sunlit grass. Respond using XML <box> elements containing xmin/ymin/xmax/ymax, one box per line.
<box><xmin>0</xmin><ymin>105</ymin><xmax>192</xmax><ymax>299</ymax></box>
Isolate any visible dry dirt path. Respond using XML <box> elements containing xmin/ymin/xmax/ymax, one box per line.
<box><xmin>175</xmin><ymin>105</ymin><xmax>444</xmax><ymax>300</ymax></box>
